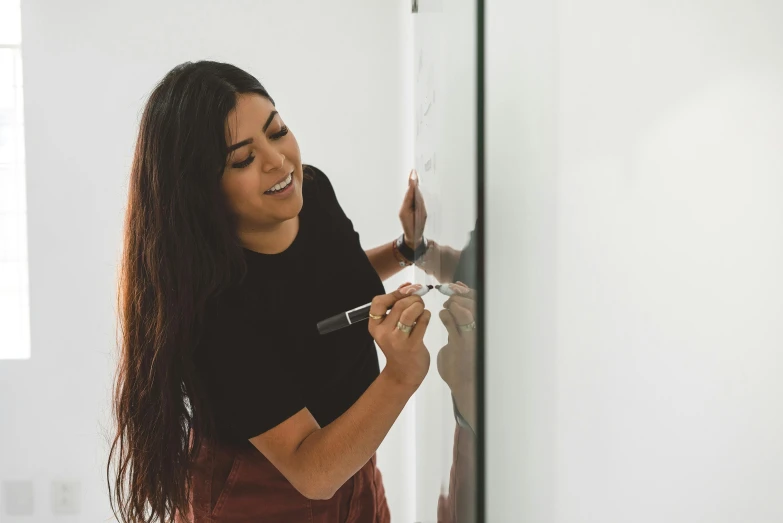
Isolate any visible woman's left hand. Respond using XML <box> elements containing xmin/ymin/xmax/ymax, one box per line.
<box><xmin>399</xmin><ymin>170</ymin><xmax>428</xmax><ymax>247</ymax></box>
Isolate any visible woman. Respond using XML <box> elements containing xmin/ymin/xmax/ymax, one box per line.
<box><xmin>108</xmin><ymin>61</ymin><xmax>432</xmax><ymax>522</ymax></box>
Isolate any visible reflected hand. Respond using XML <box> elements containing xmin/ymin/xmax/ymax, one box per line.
<box><xmin>437</xmin><ymin>284</ymin><xmax>477</xmax><ymax>429</ymax></box>
<box><xmin>399</xmin><ymin>170</ymin><xmax>427</xmax><ymax>247</ymax></box>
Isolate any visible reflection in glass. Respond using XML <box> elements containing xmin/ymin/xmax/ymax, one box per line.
<box><xmin>410</xmin><ymin>0</ymin><xmax>481</xmax><ymax>520</ymax></box>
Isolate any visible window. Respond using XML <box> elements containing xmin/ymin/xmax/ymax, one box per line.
<box><xmin>0</xmin><ymin>0</ymin><xmax>30</xmax><ymax>359</ymax></box>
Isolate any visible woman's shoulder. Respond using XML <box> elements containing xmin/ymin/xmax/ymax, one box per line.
<box><xmin>303</xmin><ymin>164</ymin><xmax>337</xmax><ymax>200</ymax></box>
<box><xmin>302</xmin><ymin>164</ymin><xmax>348</xmax><ymax>220</ymax></box>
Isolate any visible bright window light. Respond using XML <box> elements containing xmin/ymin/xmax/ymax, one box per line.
<box><xmin>0</xmin><ymin>0</ymin><xmax>30</xmax><ymax>360</ymax></box>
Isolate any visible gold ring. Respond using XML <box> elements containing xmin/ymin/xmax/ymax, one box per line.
<box><xmin>369</xmin><ymin>312</ymin><xmax>385</xmax><ymax>321</ymax></box>
<box><xmin>458</xmin><ymin>321</ymin><xmax>477</xmax><ymax>332</ymax></box>
<box><xmin>396</xmin><ymin>321</ymin><xmax>413</xmax><ymax>334</ymax></box>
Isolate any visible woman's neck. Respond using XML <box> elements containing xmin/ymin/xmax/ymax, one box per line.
<box><xmin>238</xmin><ymin>216</ymin><xmax>300</xmax><ymax>255</ymax></box>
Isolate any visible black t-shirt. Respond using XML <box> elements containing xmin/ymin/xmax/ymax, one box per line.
<box><xmin>194</xmin><ymin>166</ymin><xmax>385</xmax><ymax>444</ymax></box>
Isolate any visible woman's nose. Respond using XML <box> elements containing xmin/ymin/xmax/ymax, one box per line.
<box><xmin>261</xmin><ymin>152</ymin><xmax>286</xmax><ymax>173</ymax></box>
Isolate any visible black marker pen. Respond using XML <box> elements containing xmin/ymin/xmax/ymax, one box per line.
<box><xmin>317</xmin><ymin>285</ymin><xmax>433</xmax><ymax>335</ymax></box>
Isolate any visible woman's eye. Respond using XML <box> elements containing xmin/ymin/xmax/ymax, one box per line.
<box><xmin>232</xmin><ymin>154</ymin><xmax>255</xmax><ymax>169</ymax></box>
<box><xmin>270</xmin><ymin>126</ymin><xmax>289</xmax><ymax>141</ymax></box>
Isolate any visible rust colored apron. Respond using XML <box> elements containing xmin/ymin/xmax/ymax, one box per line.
<box><xmin>177</xmin><ymin>439</ymin><xmax>391</xmax><ymax>523</ymax></box>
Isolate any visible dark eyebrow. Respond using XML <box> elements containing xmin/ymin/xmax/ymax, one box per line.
<box><xmin>227</xmin><ymin>138</ymin><xmax>253</xmax><ymax>153</ymax></box>
<box><xmin>263</xmin><ymin>111</ymin><xmax>279</xmax><ymax>132</ymax></box>
<box><xmin>227</xmin><ymin>111</ymin><xmax>280</xmax><ymax>153</ymax></box>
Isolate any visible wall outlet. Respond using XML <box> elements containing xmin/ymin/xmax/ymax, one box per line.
<box><xmin>3</xmin><ymin>480</ymin><xmax>34</xmax><ymax>515</ymax></box>
<box><xmin>51</xmin><ymin>481</ymin><xmax>80</xmax><ymax>515</ymax></box>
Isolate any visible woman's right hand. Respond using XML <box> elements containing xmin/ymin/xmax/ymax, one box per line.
<box><xmin>368</xmin><ymin>283</ymin><xmax>432</xmax><ymax>388</ymax></box>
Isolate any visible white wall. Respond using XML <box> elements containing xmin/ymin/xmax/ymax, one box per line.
<box><xmin>1</xmin><ymin>1</ymin><xmax>414</xmax><ymax>521</ymax></box>
<box><xmin>487</xmin><ymin>1</ymin><xmax>783</xmax><ymax>522</ymax></box>
<box><xmin>485</xmin><ymin>1</ymin><xmax>560</xmax><ymax>520</ymax></box>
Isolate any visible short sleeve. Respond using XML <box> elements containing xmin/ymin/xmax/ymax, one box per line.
<box><xmin>197</xmin><ymin>291</ymin><xmax>308</xmax><ymax>439</ymax></box>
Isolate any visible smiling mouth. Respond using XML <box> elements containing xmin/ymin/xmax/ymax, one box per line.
<box><xmin>264</xmin><ymin>171</ymin><xmax>294</xmax><ymax>195</ymax></box>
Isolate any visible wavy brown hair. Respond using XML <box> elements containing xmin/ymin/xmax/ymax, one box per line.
<box><xmin>108</xmin><ymin>61</ymin><xmax>273</xmax><ymax>522</ymax></box>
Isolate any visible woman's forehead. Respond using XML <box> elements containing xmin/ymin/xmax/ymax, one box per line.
<box><xmin>225</xmin><ymin>94</ymin><xmax>276</xmax><ymax>141</ymax></box>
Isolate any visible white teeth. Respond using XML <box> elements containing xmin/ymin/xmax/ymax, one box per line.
<box><xmin>266</xmin><ymin>173</ymin><xmax>294</xmax><ymax>194</ymax></box>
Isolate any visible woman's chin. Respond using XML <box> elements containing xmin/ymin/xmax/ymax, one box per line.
<box><xmin>272</xmin><ymin>188</ymin><xmax>303</xmax><ymax>222</ymax></box>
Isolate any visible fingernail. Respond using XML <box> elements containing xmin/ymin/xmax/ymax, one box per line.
<box><xmin>453</xmin><ymin>282</ymin><xmax>470</xmax><ymax>294</ymax></box>
<box><xmin>402</xmin><ymin>284</ymin><xmax>422</xmax><ymax>295</ymax></box>
<box><xmin>412</xmin><ymin>286</ymin><xmax>431</xmax><ymax>296</ymax></box>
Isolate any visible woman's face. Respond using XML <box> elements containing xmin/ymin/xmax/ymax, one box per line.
<box><xmin>221</xmin><ymin>94</ymin><xmax>304</xmax><ymax>230</ymax></box>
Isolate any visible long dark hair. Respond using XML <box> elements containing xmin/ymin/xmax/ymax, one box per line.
<box><xmin>108</xmin><ymin>61</ymin><xmax>273</xmax><ymax>523</ymax></box>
